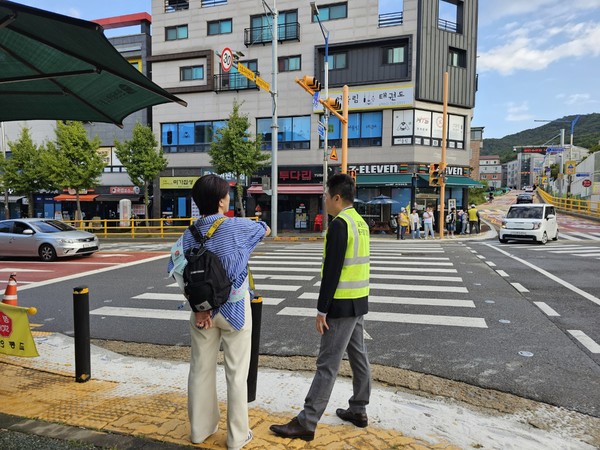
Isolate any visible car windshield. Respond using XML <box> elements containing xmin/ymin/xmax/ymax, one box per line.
<box><xmin>507</xmin><ymin>208</ymin><xmax>543</xmax><ymax>219</ymax></box>
<box><xmin>31</xmin><ymin>220</ymin><xmax>76</xmax><ymax>233</ymax></box>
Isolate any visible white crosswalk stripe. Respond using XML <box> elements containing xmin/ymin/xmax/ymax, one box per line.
<box><xmin>89</xmin><ymin>241</ymin><xmax>488</xmax><ymax>330</ymax></box>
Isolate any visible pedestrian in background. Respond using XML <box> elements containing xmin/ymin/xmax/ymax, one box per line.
<box><xmin>422</xmin><ymin>206</ymin><xmax>435</xmax><ymax>239</ymax></box>
<box><xmin>168</xmin><ymin>174</ymin><xmax>270</xmax><ymax>450</ymax></box>
<box><xmin>410</xmin><ymin>209</ymin><xmax>421</xmax><ymax>239</ymax></box>
<box><xmin>468</xmin><ymin>203</ymin><xmax>480</xmax><ymax>234</ymax></box>
<box><xmin>446</xmin><ymin>207</ymin><xmax>457</xmax><ymax>238</ymax></box>
<box><xmin>458</xmin><ymin>208</ymin><xmax>468</xmax><ymax>235</ymax></box>
<box><xmin>397</xmin><ymin>207</ymin><xmax>410</xmax><ymax>240</ymax></box>
<box><xmin>270</xmin><ymin>173</ymin><xmax>371</xmax><ymax>442</ymax></box>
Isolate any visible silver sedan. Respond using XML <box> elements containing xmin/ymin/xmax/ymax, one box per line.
<box><xmin>0</xmin><ymin>218</ymin><xmax>99</xmax><ymax>262</ymax></box>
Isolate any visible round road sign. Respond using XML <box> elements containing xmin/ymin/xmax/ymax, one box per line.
<box><xmin>582</xmin><ymin>179</ymin><xmax>592</xmax><ymax>188</ymax></box>
<box><xmin>221</xmin><ymin>47</ymin><xmax>233</xmax><ymax>72</ymax></box>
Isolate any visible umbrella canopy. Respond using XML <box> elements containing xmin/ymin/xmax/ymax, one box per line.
<box><xmin>0</xmin><ymin>1</ymin><xmax>187</xmax><ymax>126</ymax></box>
<box><xmin>367</xmin><ymin>195</ymin><xmax>400</xmax><ymax>205</ymax></box>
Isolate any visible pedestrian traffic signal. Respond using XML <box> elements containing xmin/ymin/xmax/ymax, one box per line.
<box><xmin>429</xmin><ymin>163</ymin><xmax>444</xmax><ymax>187</ymax></box>
<box><xmin>348</xmin><ymin>169</ymin><xmax>357</xmax><ymax>183</ymax></box>
<box><xmin>295</xmin><ymin>75</ymin><xmax>322</xmax><ymax>95</ymax></box>
<box><xmin>321</xmin><ymin>97</ymin><xmax>342</xmax><ymax>114</ymax></box>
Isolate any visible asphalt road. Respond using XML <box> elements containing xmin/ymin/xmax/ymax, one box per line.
<box><xmin>11</xmin><ymin>238</ymin><xmax>600</xmax><ymax>418</ymax></box>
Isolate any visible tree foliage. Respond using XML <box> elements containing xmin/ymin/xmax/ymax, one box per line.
<box><xmin>114</xmin><ymin>122</ymin><xmax>167</xmax><ymax>220</ymax></box>
<box><xmin>209</xmin><ymin>100</ymin><xmax>270</xmax><ymax>216</ymax></box>
<box><xmin>45</xmin><ymin>121</ymin><xmax>105</xmax><ymax>220</ymax></box>
<box><xmin>1</xmin><ymin>127</ymin><xmax>58</xmax><ymax>217</ymax></box>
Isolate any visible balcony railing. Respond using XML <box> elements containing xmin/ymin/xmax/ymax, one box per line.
<box><xmin>201</xmin><ymin>0</ymin><xmax>227</xmax><ymax>7</ymax></box>
<box><xmin>438</xmin><ymin>18</ymin><xmax>461</xmax><ymax>33</ymax></box>
<box><xmin>244</xmin><ymin>22</ymin><xmax>300</xmax><ymax>46</ymax></box>
<box><xmin>378</xmin><ymin>11</ymin><xmax>403</xmax><ymax>27</ymax></box>
<box><xmin>214</xmin><ymin>72</ymin><xmax>259</xmax><ymax>92</ymax></box>
<box><xmin>165</xmin><ymin>0</ymin><xmax>189</xmax><ymax>12</ymax></box>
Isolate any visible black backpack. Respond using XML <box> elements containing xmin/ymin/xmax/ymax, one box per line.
<box><xmin>183</xmin><ymin>218</ymin><xmax>232</xmax><ymax>312</ymax></box>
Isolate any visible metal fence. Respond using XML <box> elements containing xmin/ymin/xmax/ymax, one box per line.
<box><xmin>537</xmin><ymin>189</ymin><xmax>600</xmax><ymax>219</ymax></box>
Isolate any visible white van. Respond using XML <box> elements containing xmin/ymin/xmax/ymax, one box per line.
<box><xmin>498</xmin><ymin>203</ymin><xmax>558</xmax><ymax>245</ymax></box>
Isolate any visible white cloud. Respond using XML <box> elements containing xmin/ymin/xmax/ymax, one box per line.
<box><xmin>478</xmin><ymin>22</ymin><xmax>600</xmax><ymax>75</ymax></box>
<box><xmin>559</xmin><ymin>93</ymin><xmax>596</xmax><ymax>105</ymax></box>
<box><xmin>480</xmin><ymin>0</ymin><xmax>598</xmax><ymax>26</ymax></box>
<box><xmin>505</xmin><ymin>102</ymin><xmax>535</xmax><ymax>122</ymax></box>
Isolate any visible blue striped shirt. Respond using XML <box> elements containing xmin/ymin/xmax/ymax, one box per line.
<box><xmin>168</xmin><ymin>214</ymin><xmax>268</xmax><ymax>330</ymax></box>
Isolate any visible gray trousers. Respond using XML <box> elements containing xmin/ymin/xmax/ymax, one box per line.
<box><xmin>297</xmin><ymin>315</ymin><xmax>371</xmax><ymax>431</ymax></box>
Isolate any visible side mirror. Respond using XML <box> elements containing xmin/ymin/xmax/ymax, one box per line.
<box><xmin>23</xmin><ymin>229</ymin><xmax>34</xmax><ymax>235</ymax></box>
<box><xmin>546</xmin><ymin>214</ymin><xmax>555</xmax><ymax>220</ymax></box>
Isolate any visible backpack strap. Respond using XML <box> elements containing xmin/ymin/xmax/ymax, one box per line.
<box><xmin>188</xmin><ymin>217</ymin><xmax>227</xmax><ymax>247</ymax></box>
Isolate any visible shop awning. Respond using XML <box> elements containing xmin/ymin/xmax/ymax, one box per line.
<box><xmin>418</xmin><ymin>175</ymin><xmax>483</xmax><ymax>187</ymax></box>
<box><xmin>356</xmin><ymin>174</ymin><xmax>413</xmax><ymax>186</ymax></box>
<box><xmin>53</xmin><ymin>194</ymin><xmax>98</xmax><ymax>202</ymax></box>
<box><xmin>95</xmin><ymin>194</ymin><xmax>141</xmax><ymax>202</ymax></box>
<box><xmin>247</xmin><ymin>184</ymin><xmax>324</xmax><ymax>195</ymax></box>
<box><xmin>6</xmin><ymin>196</ymin><xmax>25</xmax><ymax>203</ymax></box>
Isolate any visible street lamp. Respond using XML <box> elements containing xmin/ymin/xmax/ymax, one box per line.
<box><xmin>311</xmin><ymin>1</ymin><xmax>330</xmax><ymax>234</ymax></box>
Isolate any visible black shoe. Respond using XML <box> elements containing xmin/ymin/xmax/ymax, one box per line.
<box><xmin>269</xmin><ymin>417</ymin><xmax>315</xmax><ymax>441</ymax></box>
<box><xmin>336</xmin><ymin>408</ymin><xmax>368</xmax><ymax>428</ymax></box>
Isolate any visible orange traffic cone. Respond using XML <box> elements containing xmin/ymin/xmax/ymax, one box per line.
<box><xmin>2</xmin><ymin>272</ymin><xmax>18</xmax><ymax>306</ymax></box>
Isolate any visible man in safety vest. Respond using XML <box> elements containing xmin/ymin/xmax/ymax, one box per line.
<box><xmin>270</xmin><ymin>173</ymin><xmax>371</xmax><ymax>441</ymax></box>
<box><xmin>468</xmin><ymin>203</ymin><xmax>480</xmax><ymax>234</ymax></box>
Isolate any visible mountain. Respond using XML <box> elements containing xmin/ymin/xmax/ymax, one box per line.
<box><xmin>481</xmin><ymin>113</ymin><xmax>600</xmax><ymax>163</ymax></box>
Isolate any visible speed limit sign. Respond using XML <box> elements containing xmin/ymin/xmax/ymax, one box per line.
<box><xmin>221</xmin><ymin>47</ymin><xmax>233</xmax><ymax>72</ymax></box>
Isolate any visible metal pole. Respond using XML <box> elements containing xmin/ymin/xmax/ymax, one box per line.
<box><xmin>247</xmin><ymin>296</ymin><xmax>263</xmax><ymax>402</ymax></box>
<box><xmin>269</xmin><ymin>0</ymin><xmax>278</xmax><ymax>237</ymax></box>
<box><xmin>342</xmin><ymin>85</ymin><xmax>349</xmax><ymax>174</ymax></box>
<box><xmin>559</xmin><ymin>128</ymin><xmax>565</xmax><ymax>197</ymax></box>
<box><xmin>1</xmin><ymin>123</ymin><xmax>9</xmax><ymax>220</ymax></box>
<box><xmin>566</xmin><ymin>117</ymin><xmax>578</xmax><ymax>198</ymax></box>
<box><xmin>322</xmin><ymin>33</ymin><xmax>329</xmax><ymax>235</ymax></box>
<box><xmin>439</xmin><ymin>72</ymin><xmax>448</xmax><ymax>239</ymax></box>
<box><xmin>73</xmin><ymin>286</ymin><xmax>91</xmax><ymax>383</ymax></box>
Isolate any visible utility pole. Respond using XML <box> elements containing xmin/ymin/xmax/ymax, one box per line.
<box><xmin>439</xmin><ymin>72</ymin><xmax>448</xmax><ymax>239</ymax></box>
<box><xmin>1</xmin><ymin>122</ymin><xmax>9</xmax><ymax>220</ymax></box>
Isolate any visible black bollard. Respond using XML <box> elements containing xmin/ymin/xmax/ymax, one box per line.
<box><xmin>73</xmin><ymin>286</ymin><xmax>91</xmax><ymax>383</ymax></box>
<box><xmin>247</xmin><ymin>296</ymin><xmax>263</xmax><ymax>402</ymax></box>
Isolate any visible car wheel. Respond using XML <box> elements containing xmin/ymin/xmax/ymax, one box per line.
<box><xmin>39</xmin><ymin>244</ymin><xmax>57</xmax><ymax>262</ymax></box>
<box><xmin>552</xmin><ymin>230</ymin><xmax>559</xmax><ymax>241</ymax></box>
<box><xmin>539</xmin><ymin>232</ymin><xmax>548</xmax><ymax>245</ymax></box>
<box><xmin>499</xmin><ymin>238</ymin><xmax>508</xmax><ymax>244</ymax></box>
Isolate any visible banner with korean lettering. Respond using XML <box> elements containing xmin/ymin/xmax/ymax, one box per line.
<box><xmin>0</xmin><ymin>303</ymin><xmax>38</xmax><ymax>358</ymax></box>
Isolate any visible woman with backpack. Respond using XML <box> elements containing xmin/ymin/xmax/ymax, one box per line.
<box><xmin>168</xmin><ymin>174</ymin><xmax>270</xmax><ymax>450</ymax></box>
<box><xmin>446</xmin><ymin>207</ymin><xmax>457</xmax><ymax>238</ymax></box>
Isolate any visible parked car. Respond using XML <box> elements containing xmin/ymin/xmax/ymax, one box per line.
<box><xmin>516</xmin><ymin>193</ymin><xmax>534</xmax><ymax>204</ymax></box>
<box><xmin>498</xmin><ymin>204</ymin><xmax>558</xmax><ymax>245</ymax></box>
<box><xmin>0</xmin><ymin>218</ymin><xmax>99</xmax><ymax>261</ymax></box>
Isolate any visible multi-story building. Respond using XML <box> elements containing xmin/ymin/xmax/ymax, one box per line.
<box><xmin>505</xmin><ymin>159</ymin><xmax>519</xmax><ymax>190</ymax></box>
<box><xmin>469</xmin><ymin>126</ymin><xmax>483</xmax><ymax>181</ymax></box>
<box><xmin>150</xmin><ymin>0</ymin><xmax>480</xmax><ymax>229</ymax></box>
<box><xmin>478</xmin><ymin>155</ymin><xmax>501</xmax><ymax>188</ymax></box>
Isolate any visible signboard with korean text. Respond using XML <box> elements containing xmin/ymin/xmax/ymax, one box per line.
<box><xmin>313</xmin><ymin>84</ymin><xmax>414</xmax><ymax>112</ymax></box>
<box><xmin>414</xmin><ymin>110</ymin><xmax>432</xmax><ymax>137</ymax></box>
<box><xmin>159</xmin><ymin>177</ymin><xmax>199</xmax><ymax>189</ymax></box>
<box><xmin>237</xmin><ymin>63</ymin><xmax>255</xmax><ymax>82</ymax></box>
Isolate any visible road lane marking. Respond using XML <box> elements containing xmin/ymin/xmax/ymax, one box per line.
<box><xmin>370</xmin><ymin>267</ymin><xmax>457</xmax><ymax>273</ymax></box>
<box><xmin>496</xmin><ymin>270</ymin><xmax>509</xmax><ymax>277</ymax></box>
<box><xmin>0</xmin><ymin>268</ymin><xmax>52</xmax><ymax>272</ymax></box>
<box><xmin>252</xmin><ymin>274</ymin><xmax>314</xmax><ymax>281</ymax></box>
<box><xmin>299</xmin><ymin>292</ymin><xmax>475</xmax><ymax>307</ymax></box>
<box><xmin>132</xmin><ymin>293</ymin><xmax>183</xmax><ymax>301</ymax></box>
<box><xmin>485</xmin><ymin>243</ymin><xmax>600</xmax><ymax>307</ymax></box>
<box><xmin>567</xmin><ymin>330</ymin><xmax>600</xmax><ymax>354</ymax></box>
<box><xmin>533</xmin><ymin>302</ymin><xmax>560</xmax><ymax>316</ymax></box>
<box><xmin>91</xmin><ymin>306</ymin><xmax>189</xmax><ymax>320</ymax></box>
<box><xmin>485</xmin><ymin>261</ymin><xmax>496</xmax><ymax>267</ymax></box>
<box><xmin>262</xmin><ymin>297</ymin><xmax>285</xmax><ymax>305</ymax></box>
<box><xmin>277</xmin><ymin>307</ymin><xmax>487</xmax><ymax>328</ymax></box>
<box><xmin>250</xmin><ymin>266</ymin><xmax>321</xmax><ymax>272</ymax></box>
<box><xmin>312</xmin><ymin>281</ymin><xmax>468</xmax><ymax>293</ymax></box>
<box><xmin>254</xmin><ymin>284</ymin><xmax>301</xmax><ymax>291</ymax></box>
<box><xmin>511</xmin><ymin>282</ymin><xmax>529</xmax><ymax>293</ymax></box>
<box><xmin>369</xmin><ymin>273</ymin><xmax>463</xmax><ymax>282</ymax></box>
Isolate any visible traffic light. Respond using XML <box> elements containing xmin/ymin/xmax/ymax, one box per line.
<box><xmin>348</xmin><ymin>169</ymin><xmax>357</xmax><ymax>183</ymax></box>
<box><xmin>321</xmin><ymin>97</ymin><xmax>342</xmax><ymax>114</ymax></box>
<box><xmin>429</xmin><ymin>163</ymin><xmax>444</xmax><ymax>187</ymax></box>
<box><xmin>295</xmin><ymin>75</ymin><xmax>322</xmax><ymax>95</ymax></box>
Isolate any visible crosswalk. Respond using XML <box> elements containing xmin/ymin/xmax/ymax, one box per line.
<box><xmin>498</xmin><ymin>242</ymin><xmax>600</xmax><ymax>259</ymax></box>
<box><xmin>90</xmin><ymin>242</ymin><xmax>490</xmax><ymax>331</ymax></box>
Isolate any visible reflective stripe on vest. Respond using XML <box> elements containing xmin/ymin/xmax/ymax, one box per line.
<box><xmin>323</xmin><ymin>208</ymin><xmax>370</xmax><ymax>299</ymax></box>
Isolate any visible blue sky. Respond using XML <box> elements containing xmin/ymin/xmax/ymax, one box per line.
<box><xmin>16</xmin><ymin>0</ymin><xmax>600</xmax><ymax>139</ymax></box>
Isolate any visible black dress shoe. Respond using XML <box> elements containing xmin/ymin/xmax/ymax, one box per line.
<box><xmin>336</xmin><ymin>408</ymin><xmax>368</xmax><ymax>428</ymax></box>
<box><xmin>269</xmin><ymin>417</ymin><xmax>315</xmax><ymax>441</ymax></box>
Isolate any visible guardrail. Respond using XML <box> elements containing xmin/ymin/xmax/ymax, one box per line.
<box><xmin>537</xmin><ymin>189</ymin><xmax>600</xmax><ymax>219</ymax></box>
<box><xmin>65</xmin><ymin>216</ymin><xmax>259</xmax><ymax>239</ymax></box>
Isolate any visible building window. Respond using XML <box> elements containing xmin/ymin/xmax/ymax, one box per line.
<box><xmin>208</xmin><ymin>18</ymin><xmax>232</xmax><ymax>35</ymax></box>
<box><xmin>312</xmin><ymin>2</ymin><xmax>348</xmax><ymax>22</ymax></box>
<box><xmin>257</xmin><ymin>116</ymin><xmax>311</xmax><ymax>150</ymax></box>
<box><xmin>438</xmin><ymin>0</ymin><xmax>463</xmax><ymax>33</ymax></box>
<box><xmin>166</xmin><ymin>25</ymin><xmax>188</xmax><ymax>41</ymax></box>
<box><xmin>328</xmin><ymin>52</ymin><xmax>347</xmax><ymax>70</ymax></box>
<box><xmin>449</xmin><ymin>47</ymin><xmax>466</xmax><ymax>68</ymax></box>
<box><xmin>165</xmin><ymin>0</ymin><xmax>189</xmax><ymax>12</ymax></box>
<box><xmin>321</xmin><ymin>111</ymin><xmax>383</xmax><ymax>147</ymax></box>
<box><xmin>180</xmin><ymin>65</ymin><xmax>204</xmax><ymax>81</ymax></box>
<box><xmin>128</xmin><ymin>58</ymin><xmax>142</xmax><ymax>72</ymax></box>
<box><xmin>278</xmin><ymin>55</ymin><xmax>301</xmax><ymax>72</ymax></box>
<box><xmin>201</xmin><ymin>0</ymin><xmax>227</xmax><ymax>6</ymax></box>
<box><xmin>384</xmin><ymin>46</ymin><xmax>405</xmax><ymax>64</ymax></box>
<box><xmin>161</xmin><ymin>120</ymin><xmax>227</xmax><ymax>153</ymax></box>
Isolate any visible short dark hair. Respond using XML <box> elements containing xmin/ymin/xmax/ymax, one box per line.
<box><xmin>192</xmin><ymin>174</ymin><xmax>230</xmax><ymax>215</ymax></box>
<box><xmin>327</xmin><ymin>173</ymin><xmax>355</xmax><ymax>203</ymax></box>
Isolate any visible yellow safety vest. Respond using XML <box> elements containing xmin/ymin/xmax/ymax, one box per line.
<box><xmin>323</xmin><ymin>208</ymin><xmax>370</xmax><ymax>299</ymax></box>
<box><xmin>468</xmin><ymin>207</ymin><xmax>479</xmax><ymax>221</ymax></box>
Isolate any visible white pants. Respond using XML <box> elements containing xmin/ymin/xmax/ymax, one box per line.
<box><xmin>188</xmin><ymin>293</ymin><xmax>252</xmax><ymax>449</ymax></box>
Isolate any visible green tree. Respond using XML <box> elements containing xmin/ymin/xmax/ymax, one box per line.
<box><xmin>114</xmin><ymin>122</ymin><xmax>167</xmax><ymax>221</ymax></box>
<box><xmin>209</xmin><ymin>100</ymin><xmax>269</xmax><ymax>216</ymax></box>
<box><xmin>1</xmin><ymin>128</ymin><xmax>58</xmax><ymax>218</ymax></box>
<box><xmin>46</xmin><ymin>121</ymin><xmax>105</xmax><ymax>221</ymax></box>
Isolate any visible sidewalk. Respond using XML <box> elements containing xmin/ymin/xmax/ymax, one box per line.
<box><xmin>0</xmin><ymin>333</ymin><xmax>596</xmax><ymax>449</ymax></box>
